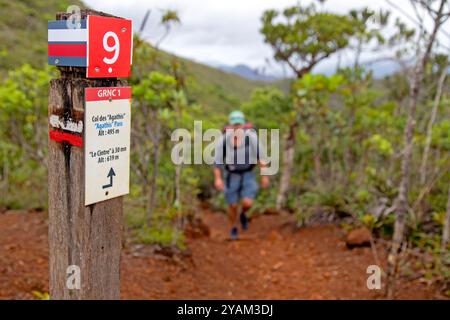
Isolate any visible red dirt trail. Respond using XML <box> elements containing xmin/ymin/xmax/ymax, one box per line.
<box><xmin>0</xmin><ymin>209</ymin><xmax>444</xmax><ymax>299</ymax></box>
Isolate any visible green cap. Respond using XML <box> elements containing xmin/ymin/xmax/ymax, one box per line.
<box><xmin>229</xmin><ymin>110</ymin><xmax>245</xmax><ymax>125</ymax></box>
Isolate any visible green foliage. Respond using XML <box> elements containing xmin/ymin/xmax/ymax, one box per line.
<box><xmin>135</xmin><ymin>224</ymin><xmax>185</xmax><ymax>249</ymax></box>
<box><xmin>242</xmin><ymin>87</ymin><xmax>291</xmax><ymax>129</ymax></box>
<box><xmin>410</xmin><ymin>231</ymin><xmax>443</xmax><ymax>252</ymax></box>
<box><xmin>160</xmin><ymin>10</ymin><xmax>181</xmax><ymax>25</ymax></box>
<box><xmin>32</xmin><ymin>290</ymin><xmax>50</xmax><ymax>300</ymax></box>
<box><xmin>364</xmin><ymin>134</ymin><xmax>394</xmax><ymax>156</ymax></box>
<box><xmin>359</xmin><ymin>214</ymin><xmax>383</xmax><ymax>231</ymax></box>
<box><xmin>294</xmin><ymin>73</ymin><xmax>344</xmax><ymax>107</ymax></box>
<box><xmin>349</xmin><ymin>7</ymin><xmax>390</xmax><ymax>44</ymax></box>
<box><xmin>261</xmin><ymin>1</ymin><xmax>361</xmax><ymax>77</ymax></box>
<box><xmin>432</xmin><ymin>120</ymin><xmax>450</xmax><ymax>150</ymax></box>
<box><xmin>0</xmin><ymin>64</ymin><xmax>54</xmax><ymax>208</ymax></box>
<box><xmin>431</xmin><ymin>210</ymin><xmax>447</xmax><ymax>227</ymax></box>
<box><xmin>133</xmin><ymin>71</ymin><xmax>178</xmax><ymax>110</ymax></box>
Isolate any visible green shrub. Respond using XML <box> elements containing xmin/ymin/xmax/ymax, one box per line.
<box><xmin>135</xmin><ymin>224</ymin><xmax>185</xmax><ymax>250</ymax></box>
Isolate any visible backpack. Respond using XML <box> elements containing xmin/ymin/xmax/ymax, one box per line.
<box><xmin>221</xmin><ymin>122</ymin><xmax>258</xmax><ymax>173</ymax></box>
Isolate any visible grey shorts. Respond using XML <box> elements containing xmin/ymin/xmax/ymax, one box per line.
<box><xmin>224</xmin><ymin>170</ymin><xmax>258</xmax><ymax>205</ymax></box>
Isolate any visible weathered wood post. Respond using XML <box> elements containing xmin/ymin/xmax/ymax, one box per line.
<box><xmin>48</xmin><ymin>9</ymin><xmax>133</xmax><ymax>299</ymax></box>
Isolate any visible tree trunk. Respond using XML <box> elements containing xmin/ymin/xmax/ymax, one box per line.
<box><xmin>442</xmin><ymin>187</ymin><xmax>450</xmax><ymax>251</ymax></box>
<box><xmin>386</xmin><ymin>0</ymin><xmax>446</xmax><ymax>298</ymax></box>
<box><xmin>327</xmin><ymin>143</ymin><xmax>335</xmax><ymax>186</ymax></box>
<box><xmin>420</xmin><ymin>65</ymin><xmax>447</xmax><ymax>185</ymax></box>
<box><xmin>386</xmin><ymin>70</ymin><xmax>421</xmax><ymax>298</ymax></box>
<box><xmin>1</xmin><ymin>157</ymin><xmax>8</xmax><ymax>195</ymax></box>
<box><xmin>173</xmin><ymin>93</ymin><xmax>183</xmax><ymax>229</ymax></box>
<box><xmin>276</xmin><ymin>123</ymin><xmax>297</xmax><ymax>209</ymax></box>
<box><xmin>354</xmin><ymin>38</ymin><xmax>363</xmax><ymax>70</ymax></box>
<box><xmin>343</xmin><ymin>112</ymin><xmax>355</xmax><ymax>181</ymax></box>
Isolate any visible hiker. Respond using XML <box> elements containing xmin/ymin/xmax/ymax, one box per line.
<box><xmin>214</xmin><ymin>110</ymin><xmax>269</xmax><ymax>240</ymax></box>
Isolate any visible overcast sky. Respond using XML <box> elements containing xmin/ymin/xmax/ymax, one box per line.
<box><xmin>84</xmin><ymin>0</ymin><xmax>449</xmax><ymax>77</ymax></box>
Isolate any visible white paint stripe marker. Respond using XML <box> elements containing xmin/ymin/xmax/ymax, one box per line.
<box><xmin>49</xmin><ymin>115</ymin><xmax>83</xmax><ymax>133</ymax></box>
<box><xmin>48</xmin><ymin>29</ymin><xmax>87</xmax><ymax>42</ymax></box>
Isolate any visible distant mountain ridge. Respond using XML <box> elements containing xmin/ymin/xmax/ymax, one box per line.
<box><xmin>216</xmin><ymin>64</ymin><xmax>279</xmax><ymax>82</ymax></box>
<box><xmin>213</xmin><ymin>61</ymin><xmax>398</xmax><ymax>82</ymax></box>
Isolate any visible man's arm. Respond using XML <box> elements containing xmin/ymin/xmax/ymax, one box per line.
<box><xmin>259</xmin><ymin>160</ymin><xmax>270</xmax><ymax>189</ymax></box>
<box><xmin>214</xmin><ymin>167</ymin><xmax>224</xmax><ymax>191</ymax></box>
<box><xmin>250</xmin><ymin>131</ymin><xmax>269</xmax><ymax>189</ymax></box>
<box><xmin>213</xmin><ymin>134</ymin><xmax>225</xmax><ymax>191</ymax></box>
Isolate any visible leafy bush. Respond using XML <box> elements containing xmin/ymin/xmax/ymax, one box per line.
<box><xmin>135</xmin><ymin>224</ymin><xmax>185</xmax><ymax>250</ymax></box>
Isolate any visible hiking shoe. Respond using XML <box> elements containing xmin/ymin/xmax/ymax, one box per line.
<box><xmin>230</xmin><ymin>227</ymin><xmax>238</xmax><ymax>240</ymax></box>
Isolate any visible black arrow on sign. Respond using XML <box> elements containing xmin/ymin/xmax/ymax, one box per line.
<box><xmin>102</xmin><ymin>167</ymin><xmax>116</xmax><ymax>189</ymax></box>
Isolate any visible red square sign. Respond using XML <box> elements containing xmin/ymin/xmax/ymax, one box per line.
<box><xmin>87</xmin><ymin>16</ymin><xmax>133</xmax><ymax>78</ymax></box>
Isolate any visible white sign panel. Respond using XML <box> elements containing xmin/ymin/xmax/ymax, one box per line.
<box><xmin>84</xmin><ymin>87</ymin><xmax>131</xmax><ymax>205</ymax></box>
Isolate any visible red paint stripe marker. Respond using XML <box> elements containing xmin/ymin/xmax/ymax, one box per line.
<box><xmin>48</xmin><ymin>43</ymin><xmax>87</xmax><ymax>57</ymax></box>
<box><xmin>49</xmin><ymin>130</ymin><xmax>83</xmax><ymax>147</ymax></box>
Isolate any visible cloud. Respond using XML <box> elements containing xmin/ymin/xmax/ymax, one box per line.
<box><xmin>84</xmin><ymin>0</ymin><xmax>450</xmax><ymax>77</ymax></box>
<box><xmin>84</xmin><ymin>0</ymin><xmax>297</xmax><ymax>72</ymax></box>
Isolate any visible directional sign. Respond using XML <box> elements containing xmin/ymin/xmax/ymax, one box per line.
<box><xmin>102</xmin><ymin>168</ymin><xmax>116</xmax><ymax>189</ymax></box>
<box><xmin>84</xmin><ymin>87</ymin><xmax>131</xmax><ymax>205</ymax></box>
<box><xmin>48</xmin><ymin>16</ymin><xmax>133</xmax><ymax>78</ymax></box>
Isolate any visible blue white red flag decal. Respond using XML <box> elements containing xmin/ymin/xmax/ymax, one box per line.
<box><xmin>48</xmin><ymin>20</ymin><xmax>87</xmax><ymax>67</ymax></box>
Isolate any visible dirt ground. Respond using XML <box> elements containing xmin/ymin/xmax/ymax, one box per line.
<box><xmin>0</xmin><ymin>208</ymin><xmax>445</xmax><ymax>300</ymax></box>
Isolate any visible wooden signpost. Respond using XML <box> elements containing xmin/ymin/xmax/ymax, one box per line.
<box><xmin>48</xmin><ymin>9</ymin><xmax>132</xmax><ymax>299</ymax></box>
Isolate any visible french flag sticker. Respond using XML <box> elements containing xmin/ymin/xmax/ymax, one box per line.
<box><xmin>48</xmin><ymin>20</ymin><xmax>87</xmax><ymax>67</ymax></box>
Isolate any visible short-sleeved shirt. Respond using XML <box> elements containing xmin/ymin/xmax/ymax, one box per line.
<box><xmin>214</xmin><ymin>129</ymin><xmax>260</xmax><ymax>172</ymax></box>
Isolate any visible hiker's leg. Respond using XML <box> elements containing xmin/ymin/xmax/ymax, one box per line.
<box><xmin>239</xmin><ymin>198</ymin><xmax>252</xmax><ymax>230</ymax></box>
<box><xmin>228</xmin><ymin>204</ymin><xmax>239</xmax><ymax>226</ymax></box>
<box><xmin>228</xmin><ymin>204</ymin><xmax>239</xmax><ymax>239</ymax></box>
<box><xmin>224</xmin><ymin>173</ymin><xmax>239</xmax><ymax>220</ymax></box>
<box><xmin>242</xmin><ymin>198</ymin><xmax>253</xmax><ymax>211</ymax></box>
<box><xmin>224</xmin><ymin>172</ymin><xmax>240</xmax><ymax>239</ymax></box>
<box><xmin>239</xmin><ymin>172</ymin><xmax>258</xmax><ymax>230</ymax></box>
<box><xmin>240</xmin><ymin>171</ymin><xmax>258</xmax><ymax>209</ymax></box>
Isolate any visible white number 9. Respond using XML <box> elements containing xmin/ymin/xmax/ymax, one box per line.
<box><xmin>103</xmin><ymin>31</ymin><xmax>120</xmax><ymax>65</ymax></box>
